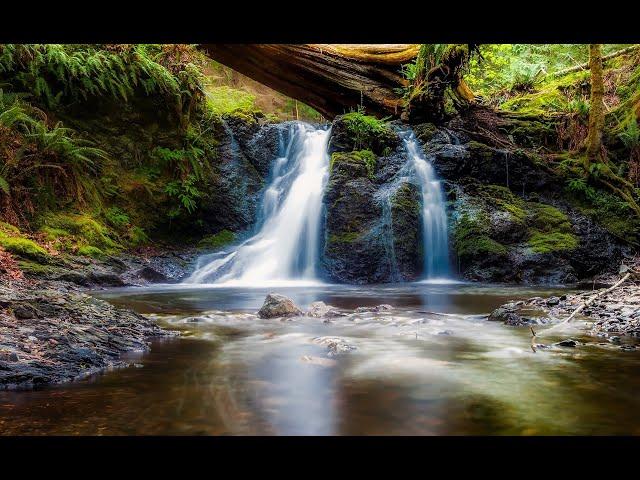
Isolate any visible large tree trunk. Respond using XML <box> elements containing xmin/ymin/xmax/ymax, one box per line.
<box><xmin>585</xmin><ymin>44</ymin><xmax>605</xmax><ymax>170</ymax></box>
<box><xmin>199</xmin><ymin>44</ymin><xmax>474</xmax><ymax>121</ymax></box>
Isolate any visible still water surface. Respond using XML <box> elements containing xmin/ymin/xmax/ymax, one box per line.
<box><xmin>2</xmin><ymin>283</ymin><xmax>640</xmax><ymax>435</ymax></box>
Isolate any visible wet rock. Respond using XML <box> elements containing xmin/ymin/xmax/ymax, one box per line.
<box><xmin>306</xmin><ymin>301</ymin><xmax>342</xmax><ymax>318</ymax></box>
<box><xmin>88</xmin><ymin>272</ymin><xmax>126</xmax><ymax>287</ymax></box>
<box><xmin>136</xmin><ymin>266</ymin><xmax>169</xmax><ymax>283</ymax></box>
<box><xmin>488</xmin><ymin>306</ymin><xmax>521</xmax><ymax>324</ymax></box>
<box><xmin>546</xmin><ymin>296</ymin><xmax>560</xmax><ymax>306</ymax></box>
<box><xmin>313</xmin><ymin>336</ymin><xmax>357</xmax><ymax>356</ymax></box>
<box><xmin>257</xmin><ymin>293</ymin><xmax>302</xmax><ymax>319</ymax></box>
<box><xmin>13</xmin><ymin>305</ymin><xmax>35</xmax><ymax>319</ymax></box>
<box><xmin>56</xmin><ymin>272</ymin><xmax>91</xmax><ymax>286</ymax></box>
<box><xmin>438</xmin><ymin>330</ymin><xmax>454</xmax><ymax>336</ymax></box>
<box><xmin>355</xmin><ymin>304</ymin><xmax>394</xmax><ymax>313</ymax></box>
<box><xmin>555</xmin><ymin>339</ymin><xmax>578</xmax><ymax>348</ymax></box>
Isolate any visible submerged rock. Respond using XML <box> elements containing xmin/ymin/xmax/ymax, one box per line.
<box><xmin>355</xmin><ymin>304</ymin><xmax>394</xmax><ymax>313</ymax></box>
<box><xmin>312</xmin><ymin>336</ymin><xmax>357</xmax><ymax>356</ymax></box>
<box><xmin>555</xmin><ymin>339</ymin><xmax>578</xmax><ymax>348</ymax></box>
<box><xmin>257</xmin><ymin>293</ymin><xmax>303</xmax><ymax>319</ymax></box>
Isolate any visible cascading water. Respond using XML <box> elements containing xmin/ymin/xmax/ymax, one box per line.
<box><xmin>185</xmin><ymin>122</ymin><xmax>331</xmax><ymax>286</ymax></box>
<box><xmin>402</xmin><ymin>130</ymin><xmax>450</xmax><ymax>279</ymax></box>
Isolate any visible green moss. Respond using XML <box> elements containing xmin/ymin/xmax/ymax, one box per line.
<box><xmin>330</xmin><ymin>150</ymin><xmax>377</xmax><ymax>179</ymax></box>
<box><xmin>77</xmin><ymin>245</ymin><xmax>106</xmax><ymax>259</ymax></box>
<box><xmin>41</xmin><ymin>213</ymin><xmax>120</xmax><ymax>252</ymax></box>
<box><xmin>453</xmin><ymin>212</ymin><xmax>508</xmax><ymax>259</ymax></box>
<box><xmin>127</xmin><ymin>226</ymin><xmax>149</xmax><ymax>247</ymax></box>
<box><xmin>527</xmin><ymin>203</ymin><xmax>572</xmax><ymax>233</ymax></box>
<box><xmin>0</xmin><ymin>221</ymin><xmax>20</xmax><ymax>234</ymax></box>
<box><xmin>528</xmin><ymin>231</ymin><xmax>579</xmax><ymax>253</ymax></box>
<box><xmin>391</xmin><ymin>183</ymin><xmax>421</xmax><ymax>215</ymax></box>
<box><xmin>478</xmin><ymin>184</ymin><xmax>527</xmax><ymax>224</ymax></box>
<box><xmin>198</xmin><ymin>229</ymin><xmax>235</xmax><ymax>250</ymax></box>
<box><xmin>341</xmin><ymin>111</ymin><xmax>394</xmax><ymax>152</ymax></box>
<box><xmin>17</xmin><ymin>260</ymin><xmax>55</xmax><ymax>276</ymax></box>
<box><xmin>328</xmin><ymin>232</ymin><xmax>361</xmax><ymax>244</ymax></box>
<box><xmin>459</xmin><ymin>235</ymin><xmax>508</xmax><ymax>258</ymax></box>
<box><xmin>0</xmin><ymin>231</ymin><xmax>49</xmax><ymax>262</ymax></box>
<box><xmin>205</xmin><ymin>86</ymin><xmax>258</xmax><ymax>116</ymax></box>
<box><xmin>500</xmin><ymin>70</ymin><xmax>590</xmax><ymax>116</ymax></box>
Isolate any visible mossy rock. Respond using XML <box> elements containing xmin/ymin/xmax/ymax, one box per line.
<box><xmin>453</xmin><ymin>212</ymin><xmax>508</xmax><ymax>259</ymax></box>
<box><xmin>330</xmin><ymin>113</ymin><xmax>399</xmax><ymax>156</ymax></box>
<box><xmin>412</xmin><ymin>123</ymin><xmax>438</xmax><ymax>143</ymax></box>
<box><xmin>528</xmin><ymin>232</ymin><xmax>579</xmax><ymax>254</ymax></box>
<box><xmin>327</xmin><ymin>232</ymin><xmax>361</xmax><ymax>244</ymax></box>
<box><xmin>329</xmin><ymin>150</ymin><xmax>376</xmax><ymax>180</ymax></box>
<box><xmin>198</xmin><ymin>229</ymin><xmax>236</xmax><ymax>250</ymax></box>
<box><xmin>77</xmin><ymin>245</ymin><xmax>106</xmax><ymax>259</ymax></box>
<box><xmin>17</xmin><ymin>260</ymin><xmax>57</xmax><ymax>276</ymax></box>
<box><xmin>40</xmin><ymin>213</ymin><xmax>120</xmax><ymax>252</ymax></box>
<box><xmin>527</xmin><ymin>203</ymin><xmax>572</xmax><ymax>233</ymax></box>
<box><xmin>0</xmin><ymin>231</ymin><xmax>50</xmax><ymax>262</ymax></box>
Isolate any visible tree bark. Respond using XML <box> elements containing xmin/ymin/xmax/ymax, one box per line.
<box><xmin>198</xmin><ymin>44</ymin><xmax>474</xmax><ymax>121</ymax></box>
<box><xmin>585</xmin><ymin>44</ymin><xmax>605</xmax><ymax>170</ymax></box>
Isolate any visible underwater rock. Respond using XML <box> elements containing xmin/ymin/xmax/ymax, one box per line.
<box><xmin>257</xmin><ymin>293</ymin><xmax>303</xmax><ymax>319</ymax></box>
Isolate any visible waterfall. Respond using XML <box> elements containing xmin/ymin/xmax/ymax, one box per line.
<box><xmin>185</xmin><ymin>122</ymin><xmax>330</xmax><ymax>286</ymax></box>
<box><xmin>402</xmin><ymin>131</ymin><xmax>450</xmax><ymax>279</ymax></box>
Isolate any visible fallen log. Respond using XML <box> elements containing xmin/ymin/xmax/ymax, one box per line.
<box><xmin>199</xmin><ymin>44</ymin><xmax>475</xmax><ymax>120</ymax></box>
<box><xmin>551</xmin><ymin>45</ymin><xmax>640</xmax><ymax>79</ymax></box>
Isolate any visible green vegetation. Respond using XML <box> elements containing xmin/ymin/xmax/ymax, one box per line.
<box><xmin>341</xmin><ymin>110</ymin><xmax>392</xmax><ymax>151</ymax></box>
<box><xmin>453</xmin><ymin>212</ymin><xmax>508</xmax><ymax>259</ymax></box>
<box><xmin>0</xmin><ymin>229</ymin><xmax>49</xmax><ymax>261</ymax></box>
<box><xmin>198</xmin><ymin>229</ymin><xmax>235</xmax><ymax>250</ymax></box>
<box><xmin>528</xmin><ymin>231</ymin><xmax>579</xmax><ymax>254</ymax></box>
<box><xmin>328</xmin><ymin>232</ymin><xmax>361</xmax><ymax>244</ymax></box>
<box><xmin>330</xmin><ymin>150</ymin><xmax>377</xmax><ymax>180</ymax></box>
<box><xmin>205</xmin><ymin>86</ymin><xmax>257</xmax><ymax>116</ymax></box>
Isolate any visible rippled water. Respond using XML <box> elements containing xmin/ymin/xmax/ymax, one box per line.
<box><xmin>2</xmin><ymin>283</ymin><xmax>640</xmax><ymax>435</ymax></box>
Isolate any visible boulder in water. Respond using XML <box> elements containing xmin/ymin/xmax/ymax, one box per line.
<box><xmin>306</xmin><ymin>301</ymin><xmax>343</xmax><ymax>318</ymax></box>
<box><xmin>488</xmin><ymin>306</ymin><xmax>523</xmax><ymax>325</ymax></box>
<box><xmin>258</xmin><ymin>293</ymin><xmax>303</xmax><ymax>319</ymax></box>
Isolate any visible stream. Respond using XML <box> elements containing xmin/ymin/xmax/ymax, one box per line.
<box><xmin>2</xmin><ymin>282</ymin><xmax>640</xmax><ymax>435</ymax></box>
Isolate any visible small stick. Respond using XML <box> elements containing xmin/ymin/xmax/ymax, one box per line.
<box><xmin>530</xmin><ymin>326</ymin><xmax>537</xmax><ymax>353</ymax></box>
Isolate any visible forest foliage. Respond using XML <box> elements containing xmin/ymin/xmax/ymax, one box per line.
<box><xmin>0</xmin><ymin>43</ymin><xmax>639</xmax><ymax>265</ymax></box>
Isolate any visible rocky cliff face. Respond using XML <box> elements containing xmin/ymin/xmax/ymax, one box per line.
<box><xmin>199</xmin><ymin>115</ymin><xmax>284</xmax><ymax>233</ymax></box>
<box><xmin>319</xmin><ymin>113</ymin><xmax>632</xmax><ymax>285</ymax></box>
<box><xmin>425</xmin><ymin>119</ymin><xmax>631</xmax><ymax>284</ymax></box>
<box><xmin>321</xmin><ymin>116</ymin><xmax>424</xmax><ymax>283</ymax></box>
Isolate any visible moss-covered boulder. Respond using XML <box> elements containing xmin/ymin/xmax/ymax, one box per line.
<box><xmin>328</xmin><ymin>113</ymin><xmax>400</xmax><ymax>156</ymax></box>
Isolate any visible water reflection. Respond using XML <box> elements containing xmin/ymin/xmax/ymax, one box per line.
<box><xmin>2</xmin><ymin>283</ymin><xmax>640</xmax><ymax>435</ymax></box>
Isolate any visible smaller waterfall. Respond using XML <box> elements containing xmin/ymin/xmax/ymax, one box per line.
<box><xmin>402</xmin><ymin>131</ymin><xmax>450</xmax><ymax>279</ymax></box>
<box><xmin>185</xmin><ymin>123</ymin><xmax>330</xmax><ymax>286</ymax></box>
